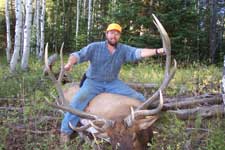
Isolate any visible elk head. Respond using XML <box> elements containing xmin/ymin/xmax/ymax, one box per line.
<box><xmin>45</xmin><ymin>14</ymin><xmax>177</xmax><ymax>150</ymax></box>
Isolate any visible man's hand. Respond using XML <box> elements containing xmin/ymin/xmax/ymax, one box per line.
<box><xmin>64</xmin><ymin>55</ymin><xmax>77</xmax><ymax>71</ymax></box>
<box><xmin>64</xmin><ymin>62</ymin><xmax>73</xmax><ymax>71</ymax></box>
<box><xmin>156</xmin><ymin>48</ymin><xmax>166</xmax><ymax>55</ymax></box>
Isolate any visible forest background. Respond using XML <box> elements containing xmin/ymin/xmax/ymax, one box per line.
<box><xmin>0</xmin><ymin>0</ymin><xmax>224</xmax><ymax>67</ymax></box>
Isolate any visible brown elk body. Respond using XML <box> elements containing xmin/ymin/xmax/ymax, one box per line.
<box><xmin>45</xmin><ymin>14</ymin><xmax>177</xmax><ymax>150</ymax></box>
<box><xmin>63</xmin><ymin>84</ymin><xmax>156</xmax><ymax>150</ymax></box>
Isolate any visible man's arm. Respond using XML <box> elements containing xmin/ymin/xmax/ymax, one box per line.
<box><xmin>64</xmin><ymin>55</ymin><xmax>78</xmax><ymax>71</ymax></box>
<box><xmin>140</xmin><ymin>48</ymin><xmax>165</xmax><ymax>58</ymax></box>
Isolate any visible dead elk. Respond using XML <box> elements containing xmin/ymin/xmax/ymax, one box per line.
<box><xmin>45</xmin><ymin>14</ymin><xmax>177</xmax><ymax>150</ymax></box>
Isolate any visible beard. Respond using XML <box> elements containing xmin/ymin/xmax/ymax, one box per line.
<box><xmin>107</xmin><ymin>38</ymin><xmax>118</xmax><ymax>47</ymax></box>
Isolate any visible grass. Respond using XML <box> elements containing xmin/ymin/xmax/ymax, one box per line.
<box><xmin>0</xmin><ymin>55</ymin><xmax>224</xmax><ymax>149</ymax></box>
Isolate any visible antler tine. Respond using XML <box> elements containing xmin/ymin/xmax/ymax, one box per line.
<box><xmin>69</xmin><ymin>122</ymin><xmax>92</xmax><ymax>132</ymax></box>
<box><xmin>45</xmin><ymin>97</ymin><xmax>98</xmax><ymax>119</ymax></box>
<box><xmin>57</xmin><ymin>42</ymin><xmax>65</xmax><ymax>82</ymax></box>
<box><xmin>132</xmin><ymin>90</ymin><xmax>163</xmax><ymax>117</ymax></box>
<box><xmin>125</xmin><ymin>90</ymin><xmax>164</xmax><ymax>126</ymax></box>
<box><xmin>45</xmin><ymin>94</ymin><xmax>115</xmax><ymax>128</ymax></box>
<box><xmin>89</xmin><ymin>121</ymin><xmax>106</xmax><ymax>133</ymax></box>
<box><xmin>45</xmin><ymin>43</ymin><xmax>65</xmax><ymax>105</ymax></box>
<box><xmin>135</xmin><ymin>14</ymin><xmax>177</xmax><ymax>111</ymax></box>
<box><xmin>152</xmin><ymin>14</ymin><xmax>171</xmax><ymax>76</ymax></box>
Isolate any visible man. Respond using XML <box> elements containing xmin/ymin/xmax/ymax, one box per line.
<box><xmin>61</xmin><ymin>23</ymin><xmax>165</xmax><ymax>142</ymax></box>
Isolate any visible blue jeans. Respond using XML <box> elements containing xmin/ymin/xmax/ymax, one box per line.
<box><xmin>61</xmin><ymin>78</ymin><xmax>145</xmax><ymax>134</ymax></box>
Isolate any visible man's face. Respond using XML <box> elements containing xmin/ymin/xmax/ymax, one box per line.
<box><xmin>106</xmin><ymin>30</ymin><xmax>121</xmax><ymax>46</ymax></box>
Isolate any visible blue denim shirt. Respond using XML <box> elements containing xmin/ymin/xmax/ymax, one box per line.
<box><xmin>71</xmin><ymin>41</ymin><xmax>142</xmax><ymax>81</ymax></box>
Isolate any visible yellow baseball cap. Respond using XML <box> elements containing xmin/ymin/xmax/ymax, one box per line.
<box><xmin>106</xmin><ymin>23</ymin><xmax>122</xmax><ymax>33</ymax></box>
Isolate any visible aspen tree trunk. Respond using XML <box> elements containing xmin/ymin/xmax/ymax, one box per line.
<box><xmin>39</xmin><ymin>0</ymin><xmax>46</xmax><ymax>60</ymax></box>
<box><xmin>112</xmin><ymin>0</ymin><xmax>116</xmax><ymax>12</ymax></box>
<box><xmin>21</xmin><ymin>0</ymin><xmax>33</xmax><ymax>70</ymax></box>
<box><xmin>36</xmin><ymin>0</ymin><xmax>40</xmax><ymax>57</ymax></box>
<box><xmin>5</xmin><ymin>0</ymin><xmax>12</xmax><ymax>63</ymax></box>
<box><xmin>20</xmin><ymin>0</ymin><xmax>25</xmax><ymax>57</ymax></box>
<box><xmin>83</xmin><ymin>0</ymin><xmax>86</xmax><ymax>18</ymax></box>
<box><xmin>87</xmin><ymin>0</ymin><xmax>92</xmax><ymax>42</ymax></box>
<box><xmin>32</xmin><ymin>0</ymin><xmax>36</xmax><ymax>25</ymax></box>
<box><xmin>10</xmin><ymin>0</ymin><xmax>23</xmax><ymax>72</ymax></box>
<box><xmin>76</xmin><ymin>0</ymin><xmax>80</xmax><ymax>40</ymax></box>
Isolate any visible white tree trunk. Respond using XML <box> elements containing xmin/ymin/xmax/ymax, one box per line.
<box><xmin>10</xmin><ymin>0</ymin><xmax>23</xmax><ymax>72</ymax></box>
<box><xmin>20</xmin><ymin>0</ymin><xmax>25</xmax><ymax>57</ymax></box>
<box><xmin>32</xmin><ymin>0</ymin><xmax>37</xmax><ymax>26</ymax></box>
<box><xmin>39</xmin><ymin>0</ymin><xmax>46</xmax><ymax>59</ymax></box>
<box><xmin>36</xmin><ymin>0</ymin><xmax>40</xmax><ymax>57</ymax></box>
<box><xmin>83</xmin><ymin>0</ymin><xmax>86</xmax><ymax>18</ymax></box>
<box><xmin>21</xmin><ymin>0</ymin><xmax>33</xmax><ymax>70</ymax></box>
<box><xmin>76</xmin><ymin>0</ymin><xmax>80</xmax><ymax>39</ymax></box>
<box><xmin>5</xmin><ymin>0</ymin><xmax>12</xmax><ymax>63</ymax></box>
<box><xmin>87</xmin><ymin>0</ymin><xmax>92</xmax><ymax>42</ymax></box>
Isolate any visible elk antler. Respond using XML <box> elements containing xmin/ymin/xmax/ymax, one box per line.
<box><xmin>125</xmin><ymin>14</ymin><xmax>177</xmax><ymax>126</ymax></box>
<box><xmin>57</xmin><ymin>42</ymin><xmax>65</xmax><ymax>82</ymax></box>
<box><xmin>137</xmin><ymin>14</ymin><xmax>177</xmax><ymax>110</ymax></box>
<box><xmin>44</xmin><ymin>43</ymin><xmax>114</xmax><ymax>131</ymax></box>
<box><xmin>44</xmin><ymin>43</ymin><xmax>66</xmax><ymax>105</ymax></box>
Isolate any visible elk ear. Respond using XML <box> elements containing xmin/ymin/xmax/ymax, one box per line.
<box><xmin>136</xmin><ymin>116</ymin><xmax>158</xmax><ymax>130</ymax></box>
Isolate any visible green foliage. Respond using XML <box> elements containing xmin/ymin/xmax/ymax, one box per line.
<box><xmin>0</xmin><ymin>59</ymin><xmax>49</xmax><ymax>97</ymax></box>
<box><xmin>156</xmin><ymin>0</ymin><xmax>201</xmax><ymax>62</ymax></box>
<box><xmin>206</xmin><ymin>122</ymin><xmax>225</xmax><ymax>150</ymax></box>
<box><xmin>120</xmin><ymin>61</ymin><xmax>222</xmax><ymax>96</ymax></box>
<box><xmin>150</xmin><ymin>113</ymin><xmax>188</xmax><ymax>149</ymax></box>
<box><xmin>168</xmin><ymin>63</ymin><xmax>221</xmax><ymax>96</ymax></box>
<box><xmin>0</xmin><ymin>126</ymin><xmax>9</xmax><ymax>149</ymax></box>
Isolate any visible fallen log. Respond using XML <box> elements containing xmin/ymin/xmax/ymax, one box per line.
<box><xmin>167</xmin><ymin>104</ymin><xmax>225</xmax><ymax>120</ymax></box>
<box><xmin>148</xmin><ymin>93</ymin><xmax>222</xmax><ymax>109</ymax></box>
<box><xmin>162</xmin><ymin>94</ymin><xmax>222</xmax><ymax>110</ymax></box>
<box><xmin>10</xmin><ymin>125</ymin><xmax>52</xmax><ymax>134</ymax></box>
<box><xmin>163</xmin><ymin>93</ymin><xmax>219</xmax><ymax>103</ymax></box>
<box><xmin>0</xmin><ymin>107</ymin><xmax>23</xmax><ymax>111</ymax></box>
